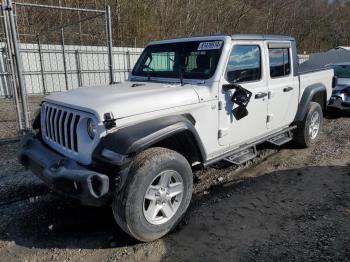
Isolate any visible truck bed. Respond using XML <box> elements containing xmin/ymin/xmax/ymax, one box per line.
<box><xmin>298</xmin><ymin>68</ymin><xmax>334</xmax><ymax>102</ymax></box>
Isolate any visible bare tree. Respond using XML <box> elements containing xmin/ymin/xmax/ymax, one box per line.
<box><xmin>12</xmin><ymin>0</ymin><xmax>350</xmax><ymax>52</ymax></box>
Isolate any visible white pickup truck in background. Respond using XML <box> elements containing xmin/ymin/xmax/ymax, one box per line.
<box><xmin>19</xmin><ymin>34</ymin><xmax>334</xmax><ymax>241</ymax></box>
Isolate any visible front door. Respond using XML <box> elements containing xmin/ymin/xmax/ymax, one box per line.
<box><xmin>219</xmin><ymin>42</ymin><xmax>268</xmax><ymax>146</ymax></box>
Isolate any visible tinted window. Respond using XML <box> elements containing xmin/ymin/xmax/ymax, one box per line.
<box><xmin>144</xmin><ymin>52</ymin><xmax>175</xmax><ymax>72</ymax></box>
<box><xmin>132</xmin><ymin>41</ymin><xmax>223</xmax><ymax>80</ymax></box>
<box><xmin>269</xmin><ymin>48</ymin><xmax>291</xmax><ymax>78</ymax></box>
<box><xmin>226</xmin><ymin>45</ymin><xmax>261</xmax><ymax>83</ymax></box>
<box><xmin>332</xmin><ymin>64</ymin><xmax>350</xmax><ymax>78</ymax></box>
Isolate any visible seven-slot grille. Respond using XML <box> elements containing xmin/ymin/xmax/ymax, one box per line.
<box><xmin>42</xmin><ymin>103</ymin><xmax>81</xmax><ymax>152</ymax></box>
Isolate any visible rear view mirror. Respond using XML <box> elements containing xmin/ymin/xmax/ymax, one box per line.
<box><xmin>227</xmin><ymin>71</ymin><xmax>239</xmax><ymax>83</ymax></box>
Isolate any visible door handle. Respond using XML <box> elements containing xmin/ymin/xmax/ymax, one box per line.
<box><xmin>283</xmin><ymin>86</ymin><xmax>293</xmax><ymax>92</ymax></box>
<box><xmin>255</xmin><ymin>92</ymin><xmax>267</xmax><ymax>99</ymax></box>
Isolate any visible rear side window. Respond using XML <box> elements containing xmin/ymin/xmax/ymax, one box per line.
<box><xmin>269</xmin><ymin>48</ymin><xmax>291</xmax><ymax>78</ymax></box>
<box><xmin>225</xmin><ymin>45</ymin><xmax>261</xmax><ymax>83</ymax></box>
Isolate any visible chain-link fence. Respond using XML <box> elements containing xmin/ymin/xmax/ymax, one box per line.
<box><xmin>0</xmin><ymin>1</ymin><xmax>142</xmax><ymax>142</ymax></box>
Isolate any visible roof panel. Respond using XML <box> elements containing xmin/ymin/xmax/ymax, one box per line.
<box><xmin>148</xmin><ymin>34</ymin><xmax>294</xmax><ymax>46</ymax></box>
<box><xmin>231</xmin><ymin>34</ymin><xmax>295</xmax><ymax>41</ymax></box>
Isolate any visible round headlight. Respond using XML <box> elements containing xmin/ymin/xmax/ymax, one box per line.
<box><xmin>87</xmin><ymin>118</ymin><xmax>97</xmax><ymax>139</ymax></box>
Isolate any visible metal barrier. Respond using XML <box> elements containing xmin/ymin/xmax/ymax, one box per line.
<box><xmin>0</xmin><ymin>44</ymin><xmax>142</xmax><ymax>95</ymax></box>
<box><xmin>0</xmin><ymin>1</ymin><xmax>119</xmax><ymax>141</ymax></box>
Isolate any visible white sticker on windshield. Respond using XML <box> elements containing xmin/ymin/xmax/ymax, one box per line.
<box><xmin>198</xmin><ymin>41</ymin><xmax>223</xmax><ymax>50</ymax></box>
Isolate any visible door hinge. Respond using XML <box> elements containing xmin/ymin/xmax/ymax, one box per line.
<box><xmin>218</xmin><ymin>128</ymin><xmax>228</xmax><ymax>138</ymax></box>
<box><xmin>267</xmin><ymin>114</ymin><xmax>273</xmax><ymax>123</ymax></box>
<box><xmin>218</xmin><ymin>101</ymin><xmax>223</xmax><ymax>110</ymax></box>
<box><xmin>268</xmin><ymin>91</ymin><xmax>273</xmax><ymax>99</ymax></box>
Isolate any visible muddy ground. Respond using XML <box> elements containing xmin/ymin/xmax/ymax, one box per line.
<box><xmin>0</xmin><ymin>115</ymin><xmax>349</xmax><ymax>262</ymax></box>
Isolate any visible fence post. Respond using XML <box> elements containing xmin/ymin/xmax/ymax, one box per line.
<box><xmin>75</xmin><ymin>49</ymin><xmax>82</xmax><ymax>87</ymax></box>
<box><xmin>126</xmin><ymin>50</ymin><xmax>131</xmax><ymax>72</ymax></box>
<box><xmin>0</xmin><ymin>48</ymin><xmax>10</xmax><ymax>97</ymax></box>
<box><xmin>60</xmin><ymin>27</ymin><xmax>69</xmax><ymax>90</ymax></box>
<box><xmin>36</xmin><ymin>34</ymin><xmax>47</xmax><ymax>94</ymax></box>
<box><xmin>1</xmin><ymin>3</ymin><xmax>22</xmax><ymax>130</ymax></box>
<box><xmin>105</xmin><ymin>5</ymin><xmax>114</xmax><ymax>84</ymax></box>
<box><xmin>6</xmin><ymin>0</ymin><xmax>30</xmax><ymax>130</ymax></box>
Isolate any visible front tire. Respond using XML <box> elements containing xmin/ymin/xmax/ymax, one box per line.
<box><xmin>294</xmin><ymin>102</ymin><xmax>323</xmax><ymax>147</ymax></box>
<box><xmin>112</xmin><ymin>147</ymin><xmax>193</xmax><ymax>242</ymax></box>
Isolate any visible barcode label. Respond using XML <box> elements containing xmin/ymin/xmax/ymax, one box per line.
<box><xmin>198</xmin><ymin>41</ymin><xmax>223</xmax><ymax>50</ymax></box>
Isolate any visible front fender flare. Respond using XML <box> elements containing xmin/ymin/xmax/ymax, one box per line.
<box><xmin>93</xmin><ymin>115</ymin><xmax>206</xmax><ymax>164</ymax></box>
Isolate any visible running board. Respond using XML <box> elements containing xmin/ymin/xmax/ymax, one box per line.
<box><xmin>224</xmin><ymin>146</ymin><xmax>257</xmax><ymax>165</ymax></box>
<box><xmin>204</xmin><ymin>125</ymin><xmax>297</xmax><ymax>167</ymax></box>
<box><xmin>267</xmin><ymin>131</ymin><xmax>293</xmax><ymax>146</ymax></box>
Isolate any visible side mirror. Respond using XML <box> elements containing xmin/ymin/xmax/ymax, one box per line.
<box><xmin>223</xmin><ymin>83</ymin><xmax>252</xmax><ymax>108</ymax></box>
<box><xmin>223</xmin><ymin>83</ymin><xmax>252</xmax><ymax>120</ymax></box>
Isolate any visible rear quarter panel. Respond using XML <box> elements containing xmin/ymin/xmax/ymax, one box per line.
<box><xmin>299</xmin><ymin>69</ymin><xmax>334</xmax><ymax>102</ymax></box>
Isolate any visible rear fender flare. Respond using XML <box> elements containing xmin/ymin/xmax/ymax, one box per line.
<box><xmin>294</xmin><ymin>84</ymin><xmax>327</xmax><ymax>123</ymax></box>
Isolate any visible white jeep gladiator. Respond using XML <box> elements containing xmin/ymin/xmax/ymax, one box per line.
<box><xmin>19</xmin><ymin>34</ymin><xmax>334</xmax><ymax>242</ymax></box>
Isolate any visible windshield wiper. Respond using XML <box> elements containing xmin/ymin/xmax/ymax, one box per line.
<box><xmin>168</xmin><ymin>56</ymin><xmax>185</xmax><ymax>86</ymax></box>
<box><xmin>178</xmin><ymin>65</ymin><xmax>185</xmax><ymax>86</ymax></box>
<box><xmin>143</xmin><ymin>64</ymin><xmax>154</xmax><ymax>81</ymax></box>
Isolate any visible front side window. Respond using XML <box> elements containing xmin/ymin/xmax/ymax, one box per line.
<box><xmin>225</xmin><ymin>45</ymin><xmax>261</xmax><ymax>83</ymax></box>
<box><xmin>132</xmin><ymin>41</ymin><xmax>223</xmax><ymax>79</ymax></box>
<box><xmin>269</xmin><ymin>48</ymin><xmax>291</xmax><ymax>78</ymax></box>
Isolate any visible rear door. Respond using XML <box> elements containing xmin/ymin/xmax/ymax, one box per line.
<box><xmin>266</xmin><ymin>42</ymin><xmax>299</xmax><ymax>130</ymax></box>
<box><xmin>218</xmin><ymin>41</ymin><xmax>269</xmax><ymax>146</ymax></box>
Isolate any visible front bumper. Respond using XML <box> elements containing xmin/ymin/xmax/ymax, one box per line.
<box><xmin>328</xmin><ymin>97</ymin><xmax>350</xmax><ymax>114</ymax></box>
<box><xmin>18</xmin><ymin>133</ymin><xmax>112</xmax><ymax>206</ymax></box>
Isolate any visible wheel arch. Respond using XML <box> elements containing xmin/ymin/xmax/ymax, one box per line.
<box><xmin>93</xmin><ymin>115</ymin><xmax>206</xmax><ymax>167</ymax></box>
<box><xmin>151</xmin><ymin>129</ymin><xmax>204</xmax><ymax>166</ymax></box>
<box><xmin>294</xmin><ymin>83</ymin><xmax>327</xmax><ymax>123</ymax></box>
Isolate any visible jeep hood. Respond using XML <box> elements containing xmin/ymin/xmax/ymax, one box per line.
<box><xmin>44</xmin><ymin>82</ymin><xmax>200</xmax><ymax>121</ymax></box>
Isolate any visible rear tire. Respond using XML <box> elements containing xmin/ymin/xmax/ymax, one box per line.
<box><xmin>294</xmin><ymin>102</ymin><xmax>323</xmax><ymax>147</ymax></box>
<box><xmin>112</xmin><ymin>147</ymin><xmax>193</xmax><ymax>242</ymax></box>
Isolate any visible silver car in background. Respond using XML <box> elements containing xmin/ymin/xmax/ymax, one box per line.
<box><xmin>328</xmin><ymin>63</ymin><xmax>350</xmax><ymax>114</ymax></box>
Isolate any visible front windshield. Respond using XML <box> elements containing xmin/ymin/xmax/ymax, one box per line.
<box><xmin>332</xmin><ymin>64</ymin><xmax>350</xmax><ymax>78</ymax></box>
<box><xmin>132</xmin><ymin>41</ymin><xmax>223</xmax><ymax>80</ymax></box>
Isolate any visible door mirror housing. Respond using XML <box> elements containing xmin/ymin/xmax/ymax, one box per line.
<box><xmin>223</xmin><ymin>83</ymin><xmax>252</xmax><ymax>120</ymax></box>
<box><xmin>223</xmin><ymin>83</ymin><xmax>252</xmax><ymax>108</ymax></box>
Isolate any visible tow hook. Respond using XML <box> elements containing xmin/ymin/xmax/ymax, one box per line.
<box><xmin>87</xmin><ymin>174</ymin><xmax>109</xmax><ymax>198</ymax></box>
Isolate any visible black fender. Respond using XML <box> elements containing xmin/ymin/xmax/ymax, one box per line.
<box><xmin>294</xmin><ymin>83</ymin><xmax>327</xmax><ymax>123</ymax></box>
<box><xmin>92</xmin><ymin>115</ymin><xmax>206</xmax><ymax>166</ymax></box>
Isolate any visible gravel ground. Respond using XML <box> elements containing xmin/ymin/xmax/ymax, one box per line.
<box><xmin>0</xmin><ymin>96</ymin><xmax>43</xmax><ymax>140</ymax></box>
<box><xmin>0</xmin><ymin>115</ymin><xmax>349</xmax><ymax>262</ymax></box>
